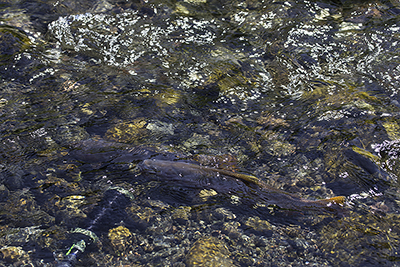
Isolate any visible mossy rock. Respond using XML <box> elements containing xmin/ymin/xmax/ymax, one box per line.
<box><xmin>186</xmin><ymin>236</ymin><xmax>235</xmax><ymax>267</ymax></box>
<box><xmin>105</xmin><ymin>119</ymin><xmax>148</xmax><ymax>143</ymax></box>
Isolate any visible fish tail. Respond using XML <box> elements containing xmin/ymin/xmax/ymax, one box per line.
<box><xmin>314</xmin><ymin>196</ymin><xmax>346</xmax><ymax>206</ymax></box>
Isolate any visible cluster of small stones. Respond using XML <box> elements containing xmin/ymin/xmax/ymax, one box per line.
<box><xmin>78</xmin><ymin>201</ymin><xmax>333</xmax><ymax>266</ymax></box>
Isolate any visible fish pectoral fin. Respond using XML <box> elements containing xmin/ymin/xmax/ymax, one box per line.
<box><xmin>314</xmin><ymin>196</ymin><xmax>346</xmax><ymax>206</ymax></box>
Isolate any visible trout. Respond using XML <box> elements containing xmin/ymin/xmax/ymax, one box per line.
<box><xmin>70</xmin><ymin>139</ymin><xmax>345</xmax><ymax>211</ymax></box>
<box><xmin>140</xmin><ymin>159</ymin><xmax>345</xmax><ymax>211</ymax></box>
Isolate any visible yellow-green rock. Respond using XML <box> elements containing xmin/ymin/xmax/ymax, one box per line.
<box><xmin>154</xmin><ymin>88</ymin><xmax>181</xmax><ymax>107</ymax></box>
<box><xmin>55</xmin><ymin>195</ymin><xmax>87</xmax><ymax>218</ymax></box>
<box><xmin>245</xmin><ymin>216</ymin><xmax>272</xmax><ymax>233</ymax></box>
<box><xmin>138</xmin><ymin>87</ymin><xmax>181</xmax><ymax>107</ymax></box>
<box><xmin>130</xmin><ymin>206</ymin><xmax>158</xmax><ymax>224</ymax></box>
<box><xmin>0</xmin><ymin>246</ymin><xmax>28</xmax><ymax>263</ymax></box>
<box><xmin>199</xmin><ymin>189</ymin><xmax>218</xmax><ymax>200</ymax></box>
<box><xmin>171</xmin><ymin>206</ymin><xmax>192</xmax><ymax>221</ymax></box>
<box><xmin>105</xmin><ymin>119</ymin><xmax>148</xmax><ymax>143</ymax></box>
<box><xmin>108</xmin><ymin>226</ymin><xmax>133</xmax><ymax>255</ymax></box>
<box><xmin>382</xmin><ymin>120</ymin><xmax>400</xmax><ymax>140</ymax></box>
<box><xmin>186</xmin><ymin>236</ymin><xmax>235</xmax><ymax>267</ymax></box>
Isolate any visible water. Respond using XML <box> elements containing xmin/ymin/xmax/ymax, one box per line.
<box><xmin>1</xmin><ymin>0</ymin><xmax>400</xmax><ymax>266</ymax></box>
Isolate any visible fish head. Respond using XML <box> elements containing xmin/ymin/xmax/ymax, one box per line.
<box><xmin>140</xmin><ymin>159</ymin><xmax>161</xmax><ymax>174</ymax></box>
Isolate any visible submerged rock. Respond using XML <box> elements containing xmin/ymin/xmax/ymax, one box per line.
<box><xmin>186</xmin><ymin>236</ymin><xmax>235</xmax><ymax>267</ymax></box>
<box><xmin>105</xmin><ymin>119</ymin><xmax>149</xmax><ymax>143</ymax></box>
<box><xmin>244</xmin><ymin>216</ymin><xmax>273</xmax><ymax>234</ymax></box>
<box><xmin>0</xmin><ymin>246</ymin><xmax>29</xmax><ymax>263</ymax></box>
<box><xmin>108</xmin><ymin>226</ymin><xmax>134</xmax><ymax>256</ymax></box>
<box><xmin>171</xmin><ymin>206</ymin><xmax>192</xmax><ymax>223</ymax></box>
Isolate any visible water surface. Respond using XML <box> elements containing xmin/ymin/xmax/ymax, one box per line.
<box><xmin>1</xmin><ymin>0</ymin><xmax>400</xmax><ymax>266</ymax></box>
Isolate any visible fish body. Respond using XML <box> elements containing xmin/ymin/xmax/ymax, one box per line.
<box><xmin>140</xmin><ymin>159</ymin><xmax>345</xmax><ymax>211</ymax></box>
<box><xmin>69</xmin><ymin>139</ymin><xmax>345</xmax><ymax>211</ymax></box>
<box><xmin>141</xmin><ymin>158</ymin><xmax>260</xmax><ymax>185</ymax></box>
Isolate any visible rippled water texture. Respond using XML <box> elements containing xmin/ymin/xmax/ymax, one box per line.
<box><xmin>1</xmin><ymin>0</ymin><xmax>400</xmax><ymax>266</ymax></box>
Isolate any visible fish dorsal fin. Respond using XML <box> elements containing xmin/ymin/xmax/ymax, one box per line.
<box><xmin>209</xmin><ymin>168</ymin><xmax>261</xmax><ymax>185</ymax></box>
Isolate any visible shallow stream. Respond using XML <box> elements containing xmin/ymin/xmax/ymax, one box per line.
<box><xmin>1</xmin><ymin>0</ymin><xmax>400</xmax><ymax>266</ymax></box>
